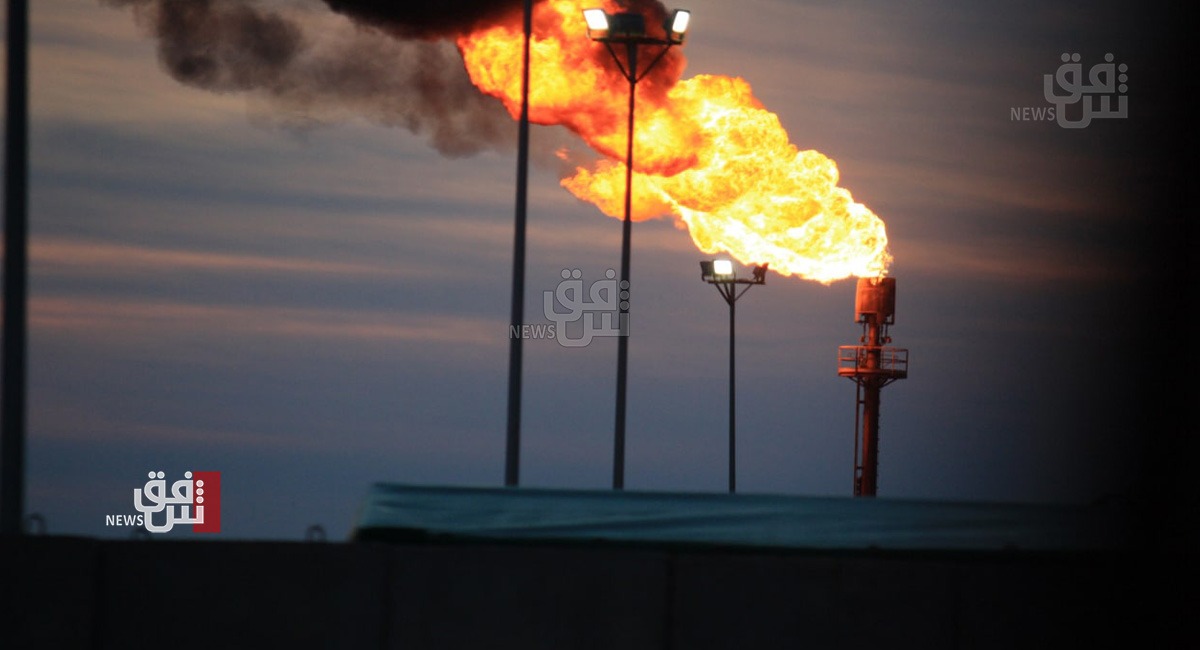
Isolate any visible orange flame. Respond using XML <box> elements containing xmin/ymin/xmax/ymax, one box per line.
<box><xmin>458</xmin><ymin>0</ymin><xmax>891</xmax><ymax>282</ymax></box>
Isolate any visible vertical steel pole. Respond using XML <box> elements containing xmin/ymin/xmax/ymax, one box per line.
<box><xmin>859</xmin><ymin>318</ymin><xmax>882</xmax><ymax>497</ymax></box>
<box><xmin>860</xmin><ymin>378</ymin><xmax>881</xmax><ymax>496</ymax></box>
<box><xmin>613</xmin><ymin>43</ymin><xmax>637</xmax><ymax>490</ymax></box>
<box><xmin>504</xmin><ymin>0</ymin><xmax>533</xmax><ymax>488</ymax></box>
<box><xmin>2</xmin><ymin>0</ymin><xmax>30</xmax><ymax>535</ymax></box>
<box><xmin>852</xmin><ymin>380</ymin><xmax>863</xmax><ymax>496</ymax></box>
<box><xmin>728</xmin><ymin>294</ymin><xmax>736</xmax><ymax>493</ymax></box>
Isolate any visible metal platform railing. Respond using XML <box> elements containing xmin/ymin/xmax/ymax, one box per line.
<box><xmin>837</xmin><ymin>346</ymin><xmax>909</xmax><ymax>378</ymax></box>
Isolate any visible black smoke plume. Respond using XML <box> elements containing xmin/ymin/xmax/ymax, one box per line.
<box><xmin>322</xmin><ymin>0</ymin><xmax>527</xmax><ymax>39</ymax></box>
<box><xmin>101</xmin><ymin>0</ymin><xmax>532</xmax><ymax>156</ymax></box>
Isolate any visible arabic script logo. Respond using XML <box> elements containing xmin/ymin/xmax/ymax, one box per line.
<box><xmin>1043</xmin><ymin>52</ymin><xmax>1128</xmax><ymax>129</ymax></box>
<box><xmin>542</xmin><ymin>268</ymin><xmax>629</xmax><ymax>348</ymax></box>
<box><xmin>106</xmin><ymin>470</ymin><xmax>221</xmax><ymax>533</ymax></box>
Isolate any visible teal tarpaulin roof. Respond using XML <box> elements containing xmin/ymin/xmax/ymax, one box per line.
<box><xmin>352</xmin><ymin>484</ymin><xmax>1128</xmax><ymax>552</ymax></box>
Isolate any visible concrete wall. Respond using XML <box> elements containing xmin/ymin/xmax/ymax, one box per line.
<box><xmin>0</xmin><ymin>536</ymin><xmax>1180</xmax><ymax>649</ymax></box>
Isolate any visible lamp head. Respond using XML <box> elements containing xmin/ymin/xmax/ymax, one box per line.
<box><xmin>583</xmin><ymin>8</ymin><xmax>609</xmax><ymax>40</ymax></box>
<box><xmin>666</xmin><ymin>9</ymin><xmax>690</xmax><ymax>44</ymax></box>
<box><xmin>713</xmin><ymin>259</ymin><xmax>734</xmax><ymax>280</ymax></box>
<box><xmin>751</xmin><ymin>263</ymin><xmax>768</xmax><ymax>283</ymax></box>
<box><xmin>608</xmin><ymin>12</ymin><xmax>646</xmax><ymax>39</ymax></box>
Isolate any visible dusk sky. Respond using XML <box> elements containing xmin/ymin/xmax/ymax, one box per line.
<box><xmin>5</xmin><ymin>0</ymin><xmax>1189</xmax><ymax>540</ymax></box>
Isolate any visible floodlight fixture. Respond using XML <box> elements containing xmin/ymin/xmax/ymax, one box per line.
<box><xmin>713</xmin><ymin>259</ymin><xmax>734</xmax><ymax>279</ymax></box>
<box><xmin>583</xmin><ymin>8</ymin><xmax>609</xmax><ymax>39</ymax></box>
<box><xmin>609</xmin><ymin>12</ymin><xmax>646</xmax><ymax>39</ymax></box>
<box><xmin>667</xmin><ymin>9</ymin><xmax>691</xmax><ymax>44</ymax></box>
<box><xmin>752</xmin><ymin>263</ymin><xmax>768</xmax><ymax>283</ymax></box>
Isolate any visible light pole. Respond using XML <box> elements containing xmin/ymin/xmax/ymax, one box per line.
<box><xmin>700</xmin><ymin>260</ymin><xmax>767</xmax><ymax>493</ymax></box>
<box><xmin>504</xmin><ymin>0</ymin><xmax>534</xmax><ymax>488</ymax></box>
<box><xmin>583</xmin><ymin>7</ymin><xmax>691</xmax><ymax>490</ymax></box>
<box><xmin>2</xmin><ymin>0</ymin><xmax>30</xmax><ymax>536</ymax></box>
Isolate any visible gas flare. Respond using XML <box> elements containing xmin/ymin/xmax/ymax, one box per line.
<box><xmin>106</xmin><ymin>0</ymin><xmax>892</xmax><ymax>280</ymax></box>
<box><xmin>458</xmin><ymin>0</ymin><xmax>891</xmax><ymax>282</ymax></box>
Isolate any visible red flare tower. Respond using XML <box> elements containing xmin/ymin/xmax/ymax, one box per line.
<box><xmin>837</xmin><ymin>278</ymin><xmax>908</xmax><ymax>497</ymax></box>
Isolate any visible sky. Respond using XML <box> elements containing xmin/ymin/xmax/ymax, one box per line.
<box><xmin>2</xmin><ymin>0</ymin><xmax>1192</xmax><ymax>541</ymax></box>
